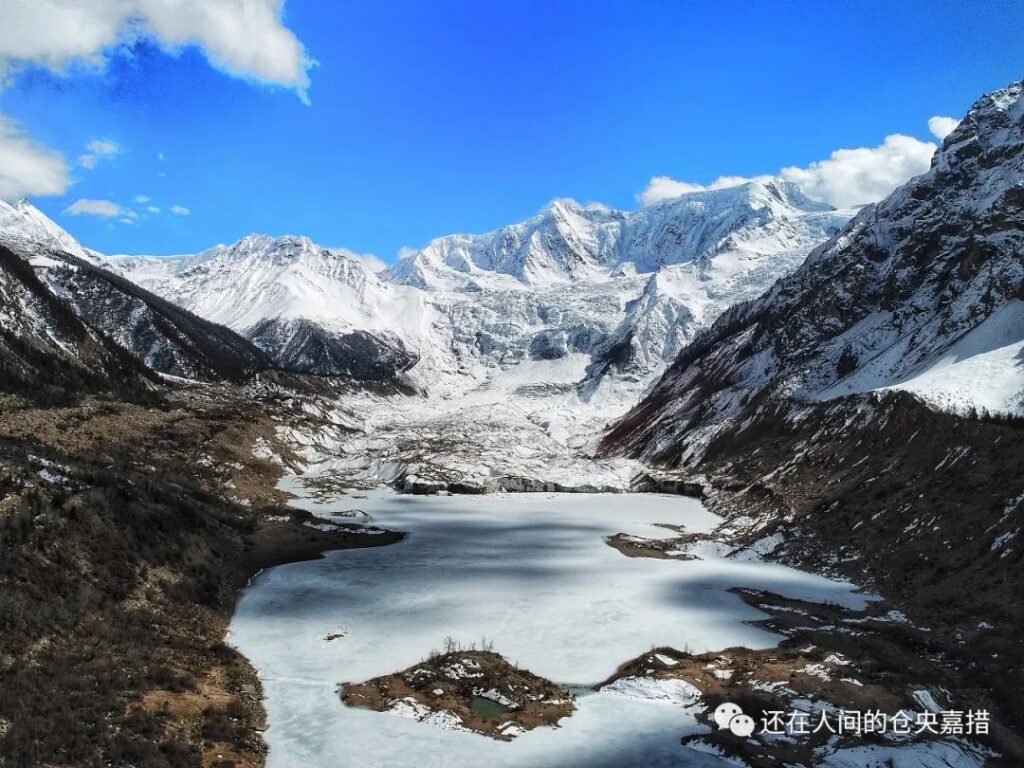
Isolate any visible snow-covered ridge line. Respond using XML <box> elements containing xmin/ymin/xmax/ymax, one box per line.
<box><xmin>0</xmin><ymin>198</ymin><xmax>102</xmax><ymax>266</ymax></box>
<box><xmin>390</xmin><ymin>179</ymin><xmax>840</xmax><ymax>289</ymax></box>
<box><xmin>1</xmin><ymin>177</ymin><xmax>853</xmax><ymax>483</ymax></box>
<box><xmin>94</xmin><ymin>178</ymin><xmax>849</xmax><ymax>394</ymax></box>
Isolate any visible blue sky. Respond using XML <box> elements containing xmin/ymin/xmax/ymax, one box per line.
<box><xmin>0</xmin><ymin>0</ymin><xmax>1021</xmax><ymax>259</ymax></box>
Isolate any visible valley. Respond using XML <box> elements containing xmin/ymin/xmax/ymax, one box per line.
<box><xmin>0</xmin><ymin>78</ymin><xmax>1021</xmax><ymax>768</ymax></box>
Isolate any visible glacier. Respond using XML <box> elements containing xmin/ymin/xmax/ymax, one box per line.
<box><xmin>94</xmin><ymin>179</ymin><xmax>851</xmax><ymax>488</ymax></box>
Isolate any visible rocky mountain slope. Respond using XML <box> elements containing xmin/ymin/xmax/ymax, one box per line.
<box><xmin>605</xmin><ymin>80</ymin><xmax>1024</xmax><ymax>467</ymax></box>
<box><xmin>601</xmin><ymin>80</ymin><xmax>1024</xmax><ymax>760</ymax></box>
<box><xmin>0</xmin><ymin>242</ymin><xmax>152</xmax><ymax>397</ymax></box>
<box><xmin>0</xmin><ymin>200</ymin><xmax>275</xmax><ymax>393</ymax></box>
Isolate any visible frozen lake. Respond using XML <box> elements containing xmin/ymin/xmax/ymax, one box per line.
<box><xmin>229</xmin><ymin>478</ymin><xmax>871</xmax><ymax>767</ymax></box>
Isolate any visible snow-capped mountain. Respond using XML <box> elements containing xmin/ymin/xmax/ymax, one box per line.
<box><xmin>605</xmin><ymin>80</ymin><xmax>1024</xmax><ymax>466</ymax></box>
<box><xmin>0</xmin><ymin>198</ymin><xmax>101</xmax><ymax>265</ymax></box>
<box><xmin>390</xmin><ymin>180</ymin><xmax>839</xmax><ymax>288</ymax></box>
<box><xmin>1</xmin><ymin>169</ymin><xmax>857</xmax><ymax>486</ymax></box>
<box><xmin>99</xmin><ymin>179</ymin><xmax>850</xmax><ymax>487</ymax></box>
<box><xmin>108</xmin><ymin>235</ymin><xmax>402</xmax><ymax>334</ymax></box>
<box><xmin>0</xmin><ymin>199</ymin><xmax>274</xmax><ymax>389</ymax></box>
<box><xmin>110</xmin><ymin>180</ymin><xmax>850</xmax><ymax>396</ymax></box>
<box><xmin>106</xmin><ymin>235</ymin><xmax>423</xmax><ymax>381</ymax></box>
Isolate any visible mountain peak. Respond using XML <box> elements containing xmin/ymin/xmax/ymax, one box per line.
<box><xmin>539</xmin><ymin>197</ymin><xmax>618</xmax><ymax>221</ymax></box>
<box><xmin>759</xmin><ymin>178</ymin><xmax>836</xmax><ymax>212</ymax></box>
<box><xmin>644</xmin><ymin>177</ymin><xmax>834</xmax><ymax>215</ymax></box>
<box><xmin>541</xmin><ymin>197</ymin><xmax>584</xmax><ymax>215</ymax></box>
<box><xmin>225</xmin><ymin>232</ymin><xmax>316</xmax><ymax>254</ymax></box>
<box><xmin>933</xmin><ymin>79</ymin><xmax>1023</xmax><ymax>164</ymax></box>
<box><xmin>0</xmin><ymin>196</ymin><xmax>97</xmax><ymax>264</ymax></box>
<box><xmin>216</xmin><ymin>232</ymin><xmax>376</xmax><ymax>265</ymax></box>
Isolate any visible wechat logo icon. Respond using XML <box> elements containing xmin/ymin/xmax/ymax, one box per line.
<box><xmin>713</xmin><ymin>702</ymin><xmax>756</xmax><ymax>738</ymax></box>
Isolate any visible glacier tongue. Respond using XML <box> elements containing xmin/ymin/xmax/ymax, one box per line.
<box><xmin>157</xmin><ymin>181</ymin><xmax>846</xmax><ymax>487</ymax></box>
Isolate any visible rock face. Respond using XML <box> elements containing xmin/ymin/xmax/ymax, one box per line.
<box><xmin>247</xmin><ymin>319</ymin><xmax>417</xmax><ymax>382</ymax></box>
<box><xmin>604</xmin><ymin>80</ymin><xmax>1024</xmax><ymax>466</ymax></box>
<box><xmin>46</xmin><ymin>255</ymin><xmax>273</xmax><ymax>383</ymax></box>
<box><xmin>0</xmin><ymin>242</ymin><xmax>151</xmax><ymax>395</ymax></box>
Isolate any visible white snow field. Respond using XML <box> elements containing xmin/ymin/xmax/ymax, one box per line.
<box><xmin>815</xmin><ymin>300</ymin><xmax>1024</xmax><ymax>417</ymax></box>
<box><xmin>229</xmin><ymin>477</ymin><xmax>872</xmax><ymax>767</ymax></box>
<box><xmin>875</xmin><ymin>300</ymin><xmax>1024</xmax><ymax>416</ymax></box>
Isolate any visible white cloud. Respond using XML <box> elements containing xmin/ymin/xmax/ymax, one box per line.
<box><xmin>0</xmin><ymin>1</ymin><xmax>313</xmax><ymax>201</ymax></box>
<box><xmin>0</xmin><ymin>1</ymin><xmax>124</xmax><ymax>75</ymax></box>
<box><xmin>331</xmin><ymin>248</ymin><xmax>386</xmax><ymax>272</ymax></box>
<box><xmin>351</xmin><ymin>252</ymin><xmax>387</xmax><ymax>273</ymax></box>
<box><xmin>710</xmin><ymin>174</ymin><xmax>774</xmax><ymax>189</ymax></box>
<box><xmin>63</xmin><ymin>198</ymin><xmax>123</xmax><ymax>217</ymax></box>
<box><xmin>640</xmin><ymin>126</ymin><xmax>939</xmax><ymax>209</ymax></box>
<box><xmin>145</xmin><ymin>204</ymin><xmax>160</xmax><ymax>213</ymax></box>
<box><xmin>133</xmin><ymin>194</ymin><xmax>151</xmax><ymax>203</ymax></box>
<box><xmin>0</xmin><ymin>0</ymin><xmax>314</xmax><ymax>100</ymax></box>
<box><xmin>0</xmin><ymin>115</ymin><xmax>71</xmax><ymax>200</ymax></box>
<box><xmin>140</xmin><ymin>0</ymin><xmax>315</xmax><ymax>102</ymax></box>
<box><xmin>157</xmin><ymin>152</ymin><xmax>165</xmax><ymax>161</ymax></box>
<box><xmin>169</xmin><ymin>204</ymin><xmax>190</xmax><ymax>215</ymax></box>
<box><xmin>78</xmin><ymin>137</ymin><xmax>121</xmax><ymax>168</ymax></box>
<box><xmin>638</xmin><ymin>177</ymin><xmax>706</xmax><ymax>205</ymax></box>
<box><xmin>928</xmin><ymin>115</ymin><xmax>960</xmax><ymax>141</ymax></box>
<box><xmin>86</xmin><ymin>138</ymin><xmax>119</xmax><ymax>155</ymax></box>
<box><xmin>778</xmin><ymin>134</ymin><xmax>936</xmax><ymax>208</ymax></box>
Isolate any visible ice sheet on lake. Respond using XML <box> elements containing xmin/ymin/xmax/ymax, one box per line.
<box><xmin>229</xmin><ymin>478</ymin><xmax>872</xmax><ymax>767</ymax></box>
